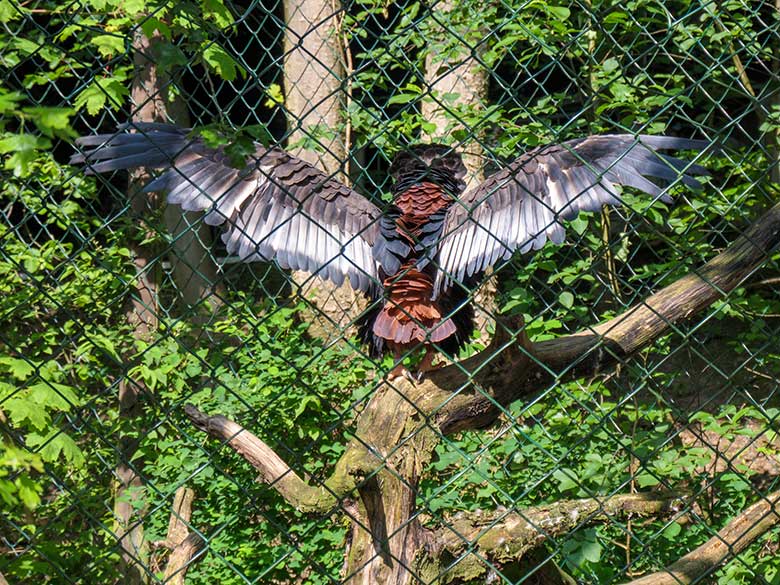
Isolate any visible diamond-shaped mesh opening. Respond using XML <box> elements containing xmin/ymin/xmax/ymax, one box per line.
<box><xmin>2</xmin><ymin>0</ymin><xmax>780</xmax><ymax>583</ymax></box>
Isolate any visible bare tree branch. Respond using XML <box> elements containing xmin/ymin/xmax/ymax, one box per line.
<box><xmin>153</xmin><ymin>485</ymin><xmax>205</xmax><ymax>585</ymax></box>
<box><xmin>539</xmin><ymin>199</ymin><xmax>780</xmax><ymax>371</ymax></box>
<box><xmin>165</xmin><ymin>486</ymin><xmax>195</xmax><ymax>548</ymax></box>
<box><xmin>417</xmin><ymin>492</ymin><xmax>683</xmax><ymax>583</ymax></box>
<box><xmin>183</xmin><ymin>405</ymin><xmax>375</xmax><ymax>513</ymax></box>
<box><xmin>624</xmin><ymin>489</ymin><xmax>780</xmax><ymax>585</ymax></box>
<box><xmin>163</xmin><ymin>533</ymin><xmax>206</xmax><ymax>585</ymax></box>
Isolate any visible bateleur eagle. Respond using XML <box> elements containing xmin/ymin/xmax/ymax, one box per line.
<box><xmin>71</xmin><ymin>124</ymin><xmax>709</xmax><ymax>377</ymax></box>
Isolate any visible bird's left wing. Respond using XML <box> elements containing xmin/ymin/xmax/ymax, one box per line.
<box><xmin>71</xmin><ymin>123</ymin><xmax>381</xmax><ymax>293</ymax></box>
<box><xmin>433</xmin><ymin>134</ymin><xmax>710</xmax><ymax>297</ymax></box>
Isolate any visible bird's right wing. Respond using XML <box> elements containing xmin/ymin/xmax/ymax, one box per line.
<box><xmin>433</xmin><ymin>134</ymin><xmax>710</xmax><ymax>297</ymax></box>
<box><xmin>71</xmin><ymin>123</ymin><xmax>382</xmax><ymax>293</ymax></box>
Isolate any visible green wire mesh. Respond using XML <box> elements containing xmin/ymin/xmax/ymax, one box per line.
<box><xmin>1</xmin><ymin>0</ymin><xmax>780</xmax><ymax>583</ymax></box>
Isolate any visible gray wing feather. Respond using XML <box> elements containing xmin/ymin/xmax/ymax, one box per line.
<box><xmin>72</xmin><ymin>123</ymin><xmax>381</xmax><ymax>293</ymax></box>
<box><xmin>433</xmin><ymin>134</ymin><xmax>710</xmax><ymax>297</ymax></box>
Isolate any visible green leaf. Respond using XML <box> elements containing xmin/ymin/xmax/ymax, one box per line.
<box><xmin>74</xmin><ymin>77</ymin><xmax>129</xmax><ymax>115</ymax></box>
<box><xmin>0</xmin><ymin>90</ymin><xmax>23</xmax><ymax>114</ymax></box>
<box><xmin>545</xmin><ymin>5</ymin><xmax>570</xmax><ymax>20</ymax></box>
<box><xmin>28</xmin><ymin>432</ymin><xmax>85</xmax><ymax>466</ymax></box>
<box><xmin>91</xmin><ymin>34</ymin><xmax>126</xmax><ymax>58</ymax></box>
<box><xmin>0</xmin><ymin>132</ymin><xmax>50</xmax><ymax>154</ymax></box>
<box><xmin>553</xmin><ymin>468</ymin><xmax>578</xmax><ymax>492</ymax></box>
<box><xmin>387</xmin><ymin>93</ymin><xmax>418</xmax><ymax>105</ymax></box>
<box><xmin>0</xmin><ymin>479</ymin><xmax>18</xmax><ymax>506</ymax></box>
<box><xmin>569</xmin><ymin>214</ymin><xmax>588</xmax><ymax>235</ymax></box>
<box><xmin>201</xmin><ymin>43</ymin><xmax>243</xmax><ymax>81</ymax></box>
<box><xmin>140</xmin><ymin>17</ymin><xmax>172</xmax><ymax>40</ymax></box>
<box><xmin>5</xmin><ymin>396</ymin><xmax>50</xmax><ymax>430</ymax></box>
<box><xmin>558</xmin><ymin>291</ymin><xmax>574</xmax><ymax>309</ymax></box>
<box><xmin>579</xmin><ymin>536</ymin><xmax>602</xmax><ymax>563</ymax></box>
<box><xmin>662</xmin><ymin>521</ymin><xmax>682</xmax><ymax>540</ymax></box>
<box><xmin>23</xmin><ymin>107</ymin><xmax>75</xmax><ymax>137</ymax></box>
<box><xmin>563</xmin><ymin>529</ymin><xmax>602</xmax><ymax>567</ymax></box>
<box><xmin>201</xmin><ymin>0</ymin><xmax>234</xmax><ymax>28</ymax></box>
<box><xmin>0</xmin><ymin>356</ymin><xmax>35</xmax><ymax>380</ymax></box>
<box><xmin>15</xmin><ymin>475</ymin><xmax>41</xmax><ymax>509</ymax></box>
<box><xmin>154</xmin><ymin>41</ymin><xmax>187</xmax><ymax>71</ymax></box>
<box><xmin>636</xmin><ymin>472</ymin><xmax>660</xmax><ymax>487</ymax></box>
<box><xmin>0</xmin><ymin>0</ymin><xmax>24</xmax><ymax>22</ymax></box>
<box><xmin>28</xmin><ymin>382</ymin><xmax>76</xmax><ymax>411</ymax></box>
<box><xmin>263</xmin><ymin>83</ymin><xmax>284</xmax><ymax>109</ymax></box>
<box><xmin>120</xmin><ymin>0</ymin><xmax>146</xmax><ymax>14</ymax></box>
<box><xmin>0</xmin><ymin>132</ymin><xmax>51</xmax><ymax>176</ymax></box>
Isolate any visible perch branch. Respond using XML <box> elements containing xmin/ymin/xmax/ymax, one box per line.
<box><xmin>184</xmin><ymin>404</ymin><xmax>376</xmax><ymax>513</ymax></box>
<box><xmin>538</xmin><ymin>200</ymin><xmax>780</xmax><ymax>372</ymax></box>
<box><xmin>624</xmin><ymin>489</ymin><xmax>780</xmax><ymax>585</ymax></box>
<box><xmin>166</xmin><ymin>486</ymin><xmax>194</xmax><ymax>547</ymax></box>
<box><xmin>160</xmin><ymin>486</ymin><xmax>205</xmax><ymax>585</ymax></box>
<box><xmin>417</xmin><ymin>492</ymin><xmax>682</xmax><ymax>583</ymax></box>
<box><xmin>422</xmin><ymin>199</ymin><xmax>780</xmax><ymax>433</ymax></box>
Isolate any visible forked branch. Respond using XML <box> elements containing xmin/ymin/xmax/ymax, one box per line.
<box><xmin>183</xmin><ymin>203</ymin><xmax>780</xmax><ymax>584</ymax></box>
<box><xmin>156</xmin><ymin>486</ymin><xmax>205</xmax><ymax>585</ymax></box>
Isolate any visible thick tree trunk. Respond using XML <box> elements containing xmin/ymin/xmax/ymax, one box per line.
<box><xmin>769</xmin><ymin>0</ymin><xmax>780</xmax><ymax>185</ymax></box>
<box><xmin>420</xmin><ymin>1</ymin><xmax>488</xmax><ymax>192</ymax></box>
<box><xmin>282</xmin><ymin>0</ymin><xmax>366</xmax><ymax>342</ymax></box>
<box><xmin>186</xmin><ymin>200</ymin><xmax>780</xmax><ymax>584</ymax></box>
<box><xmin>128</xmin><ymin>30</ymin><xmax>220</xmax><ymax>310</ymax></box>
<box><xmin>421</xmin><ymin>1</ymin><xmax>496</xmax><ymax>345</ymax></box>
<box><xmin>114</xmin><ymin>26</ymin><xmax>212</xmax><ymax>585</ymax></box>
<box><xmin>283</xmin><ymin>0</ymin><xmax>345</xmax><ymax>177</ymax></box>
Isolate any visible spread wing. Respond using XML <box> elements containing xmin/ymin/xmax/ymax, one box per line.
<box><xmin>71</xmin><ymin>123</ymin><xmax>381</xmax><ymax>293</ymax></box>
<box><xmin>433</xmin><ymin>134</ymin><xmax>710</xmax><ymax>297</ymax></box>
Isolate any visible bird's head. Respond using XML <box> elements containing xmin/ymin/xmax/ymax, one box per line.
<box><xmin>390</xmin><ymin>144</ymin><xmax>467</xmax><ymax>195</ymax></box>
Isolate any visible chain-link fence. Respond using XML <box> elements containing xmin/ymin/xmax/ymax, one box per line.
<box><xmin>2</xmin><ymin>0</ymin><xmax>780</xmax><ymax>583</ymax></box>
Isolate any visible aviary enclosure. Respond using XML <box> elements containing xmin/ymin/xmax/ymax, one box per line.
<box><xmin>1</xmin><ymin>1</ymin><xmax>779</xmax><ymax>584</ymax></box>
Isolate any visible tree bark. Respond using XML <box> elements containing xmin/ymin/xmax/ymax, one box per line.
<box><xmin>114</xmin><ymin>25</ymin><xmax>213</xmax><ymax>585</ymax></box>
<box><xmin>127</xmin><ymin>29</ymin><xmax>220</xmax><ymax>310</ymax></box>
<box><xmin>624</xmin><ymin>489</ymin><xmax>780</xmax><ymax>585</ymax></box>
<box><xmin>186</xmin><ymin>201</ymin><xmax>780</xmax><ymax>583</ymax></box>
<box><xmin>421</xmin><ymin>1</ymin><xmax>495</xmax><ymax>345</ymax></box>
<box><xmin>160</xmin><ymin>486</ymin><xmax>205</xmax><ymax>585</ymax></box>
<box><xmin>282</xmin><ymin>0</ymin><xmax>366</xmax><ymax>342</ymax></box>
<box><xmin>420</xmin><ymin>1</ymin><xmax>488</xmax><ymax>191</ymax></box>
<box><xmin>421</xmin><ymin>493</ymin><xmax>682</xmax><ymax>583</ymax></box>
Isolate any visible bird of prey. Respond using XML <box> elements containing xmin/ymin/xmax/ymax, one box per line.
<box><xmin>71</xmin><ymin>124</ymin><xmax>708</xmax><ymax>378</ymax></box>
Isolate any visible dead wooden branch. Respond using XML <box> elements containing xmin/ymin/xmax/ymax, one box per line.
<box><xmin>418</xmin><ymin>492</ymin><xmax>684</xmax><ymax>583</ymax></box>
<box><xmin>163</xmin><ymin>533</ymin><xmax>206</xmax><ymax>585</ymax></box>
<box><xmin>183</xmin><ymin>405</ymin><xmax>376</xmax><ymax>514</ymax></box>
<box><xmin>624</xmin><ymin>489</ymin><xmax>780</xmax><ymax>585</ymax></box>
<box><xmin>156</xmin><ymin>486</ymin><xmax>205</xmax><ymax>585</ymax></box>
<box><xmin>427</xmin><ymin>199</ymin><xmax>780</xmax><ymax>434</ymax></box>
<box><xmin>165</xmin><ymin>486</ymin><xmax>195</xmax><ymax>548</ymax></box>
